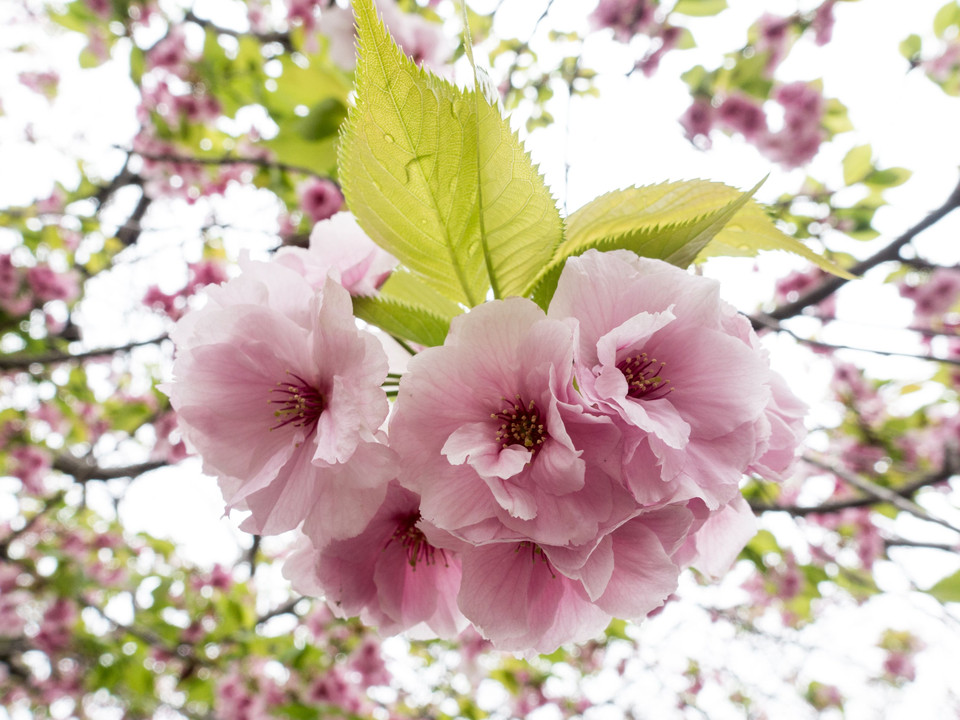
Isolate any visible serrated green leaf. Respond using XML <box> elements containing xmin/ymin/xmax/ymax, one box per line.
<box><xmin>352</xmin><ymin>294</ymin><xmax>451</xmax><ymax>348</ymax></box>
<box><xmin>673</xmin><ymin>0</ymin><xmax>728</xmax><ymax>16</ymax></box>
<box><xmin>843</xmin><ymin>144</ymin><xmax>873</xmax><ymax>186</ymax></box>
<box><xmin>927</xmin><ymin>568</ymin><xmax>960</xmax><ymax>603</ymax></box>
<box><xmin>460</xmin><ymin>5</ymin><xmax>564</xmax><ymax>298</ymax></box>
<box><xmin>529</xmin><ymin>180</ymin><xmax>762</xmax><ymax>307</ymax></box>
<box><xmin>340</xmin><ymin>0</ymin><xmax>487</xmax><ymax>306</ymax></box>
<box><xmin>341</xmin><ymin>0</ymin><xmax>561</xmax><ymax>307</ymax></box>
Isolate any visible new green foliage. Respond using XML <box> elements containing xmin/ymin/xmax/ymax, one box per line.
<box><xmin>339</xmin><ymin>0</ymin><xmax>563</xmax><ymax>312</ymax></box>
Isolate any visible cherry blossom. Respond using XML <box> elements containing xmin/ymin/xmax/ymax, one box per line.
<box><xmin>390</xmin><ymin>296</ymin><xmax>627</xmax><ymax>549</ymax></box>
<box><xmin>549</xmin><ymin>250</ymin><xmax>800</xmax><ymax>511</ymax></box>
<box><xmin>284</xmin><ymin>481</ymin><xmax>466</xmax><ymax>638</ymax></box>
<box><xmin>166</xmin><ymin>257</ymin><xmax>395</xmax><ymax>541</ymax></box>
<box><xmin>276</xmin><ymin>212</ymin><xmax>397</xmax><ymax>297</ymax></box>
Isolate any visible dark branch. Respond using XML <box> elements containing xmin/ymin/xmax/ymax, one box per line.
<box><xmin>750</xmin><ymin>455</ymin><xmax>956</xmax><ymax>517</ymax></box>
<box><xmin>0</xmin><ymin>492</ymin><xmax>65</xmax><ymax>560</ymax></box>
<box><xmin>53</xmin><ymin>455</ymin><xmax>168</xmax><ymax>483</ymax></box>
<box><xmin>184</xmin><ymin>9</ymin><xmax>294</xmax><ymax>52</ymax></box>
<box><xmin>0</xmin><ymin>335</ymin><xmax>168</xmax><ymax>371</ymax></box>
<box><xmin>753</xmin><ymin>175</ymin><xmax>960</xmax><ymax>326</ymax></box>
<box><xmin>750</xmin><ymin>313</ymin><xmax>960</xmax><ymax>366</ymax></box>
<box><xmin>126</xmin><ymin>147</ymin><xmax>331</xmax><ymax>181</ymax></box>
<box><xmin>885</xmin><ymin>539</ymin><xmax>957</xmax><ymax>552</ymax></box>
<box><xmin>255</xmin><ymin>597</ymin><xmax>305</xmax><ymax>626</ymax></box>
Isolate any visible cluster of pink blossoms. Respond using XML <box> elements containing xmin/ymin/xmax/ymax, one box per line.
<box><xmin>168</xmin><ymin>226</ymin><xmax>805</xmax><ymax>650</ymax></box>
<box><xmin>681</xmin><ymin>82</ymin><xmax>826</xmax><ymax>168</ymax></box>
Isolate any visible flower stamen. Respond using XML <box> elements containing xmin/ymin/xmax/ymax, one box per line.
<box><xmin>618</xmin><ymin>353</ymin><xmax>673</xmax><ymax>400</ymax></box>
<box><xmin>386</xmin><ymin>513</ymin><xmax>446</xmax><ymax>569</ymax></box>
<box><xmin>516</xmin><ymin>541</ymin><xmax>556</xmax><ymax>578</ymax></box>
<box><xmin>492</xmin><ymin>395</ymin><xmax>547</xmax><ymax>453</ymax></box>
<box><xmin>270</xmin><ymin>372</ymin><xmax>326</xmax><ymax>431</ymax></box>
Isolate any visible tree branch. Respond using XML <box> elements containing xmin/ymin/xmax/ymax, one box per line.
<box><xmin>753</xmin><ymin>175</ymin><xmax>960</xmax><ymax>326</ymax></box>
<box><xmin>126</xmin><ymin>146</ymin><xmax>332</xmax><ymax>181</ymax></box>
<box><xmin>184</xmin><ymin>9</ymin><xmax>294</xmax><ymax>51</ymax></box>
<box><xmin>0</xmin><ymin>492</ymin><xmax>65</xmax><ymax>560</ymax></box>
<box><xmin>750</xmin><ymin>312</ymin><xmax>960</xmax><ymax>366</ymax></box>
<box><xmin>53</xmin><ymin>455</ymin><xmax>168</xmax><ymax>483</ymax></box>
<box><xmin>255</xmin><ymin>596</ymin><xmax>305</xmax><ymax>627</ymax></box>
<box><xmin>750</xmin><ymin>455</ymin><xmax>956</xmax><ymax>517</ymax></box>
<box><xmin>0</xmin><ymin>335</ymin><xmax>168</xmax><ymax>371</ymax></box>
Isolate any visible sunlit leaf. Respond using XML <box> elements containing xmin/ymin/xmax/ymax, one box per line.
<box><xmin>843</xmin><ymin>144</ymin><xmax>873</xmax><ymax>186</ymax></box>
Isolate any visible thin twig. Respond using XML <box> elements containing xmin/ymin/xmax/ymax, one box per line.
<box><xmin>750</xmin><ymin>455</ymin><xmax>956</xmax><ymax>516</ymax></box>
<box><xmin>0</xmin><ymin>335</ymin><xmax>168</xmax><ymax>371</ymax></box>
<box><xmin>803</xmin><ymin>453</ymin><xmax>960</xmax><ymax>534</ymax></box>
<box><xmin>125</xmin><ymin>146</ymin><xmax>331</xmax><ymax>181</ymax></box>
<box><xmin>0</xmin><ymin>492</ymin><xmax>66</xmax><ymax>560</ymax></box>
<box><xmin>751</xmin><ymin>312</ymin><xmax>960</xmax><ymax>366</ymax></box>
<box><xmin>255</xmin><ymin>597</ymin><xmax>305</xmax><ymax>626</ymax></box>
<box><xmin>53</xmin><ymin>455</ymin><xmax>168</xmax><ymax>483</ymax></box>
<box><xmin>184</xmin><ymin>9</ymin><xmax>294</xmax><ymax>51</ymax></box>
<box><xmin>754</xmin><ymin>175</ymin><xmax>960</xmax><ymax>326</ymax></box>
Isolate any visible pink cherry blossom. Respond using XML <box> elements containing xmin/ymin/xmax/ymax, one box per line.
<box><xmin>317</xmin><ymin>0</ymin><xmax>454</xmax><ymax>72</ymax></box>
<box><xmin>759</xmin><ymin>82</ymin><xmax>825</xmax><ymax>168</ymax></box>
<box><xmin>754</xmin><ymin>14</ymin><xmax>794</xmax><ymax>73</ymax></box>
<box><xmin>590</xmin><ymin>0</ymin><xmax>655</xmax><ymax>43</ymax></box>
<box><xmin>284</xmin><ymin>481</ymin><xmax>466</xmax><ymax>638</ymax></box>
<box><xmin>679</xmin><ymin>98</ymin><xmax>715</xmax><ymax>148</ymax></box>
<box><xmin>453</xmin><ymin>502</ymin><xmax>710</xmax><ymax>651</ymax></box>
<box><xmin>390</xmin><ymin>296</ymin><xmax>627</xmax><ymax>549</ymax></box>
<box><xmin>812</xmin><ymin>0</ymin><xmax>837</xmax><ymax>46</ymax></box>
<box><xmin>455</xmin><ymin>541</ymin><xmax>610</xmax><ymax>653</ymax></box>
<box><xmin>898</xmin><ymin>267</ymin><xmax>960</xmax><ymax>321</ymax></box>
<box><xmin>636</xmin><ymin>26</ymin><xmax>682</xmax><ymax>77</ymax></box>
<box><xmin>9</xmin><ymin>445</ymin><xmax>51</xmax><ymax>495</ymax></box>
<box><xmin>166</xmin><ymin>257</ymin><xmax>394</xmax><ymax>542</ymax></box>
<box><xmin>26</xmin><ymin>266</ymin><xmax>79</xmax><ymax>303</ymax></box>
<box><xmin>298</xmin><ymin>177</ymin><xmax>344</xmax><ymax>224</ymax></box>
<box><xmin>716</xmin><ymin>94</ymin><xmax>768</xmax><ymax>142</ymax></box>
<box><xmin>549</xmin><ymin>250</ymin><xmax>798</xmax><ymax>511</ymax></box>
<box><xmin>276</xmin><ymin>212</ymin><xmax>397</xmax><ymax>297</ymax></box>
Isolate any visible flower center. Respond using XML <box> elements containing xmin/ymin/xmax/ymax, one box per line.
<box><xmin>493</xmin><ymin>396</ymin><xmax>547</xmax><ymax>453</ymax></box>
<box><xmin>270</xmin><ymin>373</ymin><xmax>325</xmax><ymax>431</ymax></box>
<box><xmin>387</xmin><ymin>513</ymin><xmax>444</xmax><ymax>569</ymax></box>
<box><xmin>516</xmin><ymin>541</ymin><xmax>556</xmax><ymax>578</ymax></box>
<box><xmin>618</xmin><ymin>352</ymin><xmax>673</xmax><ymax>400</ymax></box>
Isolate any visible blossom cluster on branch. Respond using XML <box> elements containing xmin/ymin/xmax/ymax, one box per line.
<box><xmin>166</xmin><ymin>205</ymin><xmax>805</xmax><ymax>651</ymax></box>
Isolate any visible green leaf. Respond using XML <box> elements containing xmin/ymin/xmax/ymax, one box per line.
<box><xmin>933</xmin><ymin>1</ymin><xmax>960</xmax><ymax>37</ymax></box>
<box><xmin>673</xmin><ymin>0</ymin><xmax>728</xmax><ymax>16</ymax></box>
<box><xmin>822</xmin><ymin>97</ymin><xmax>854</xmax><ymax>135</ymax></box>
<box><xmin>340</xmin><ymin>0</ymin><xmax>487</xmax><ymax>306</ymax></box>
<box><xmin>843</xmin><ymin>144</ymin><xmax>873</xmax><ymax>186</ymax></box>
<box><xmin>899</xmin><ymin>33</ymin><xmax>922</xmax><ymax>61</ymax></box>
<box><xmin>529</xmin><ymin>180</ymin><xmax>762</xmax><ymax>307</ymax></box>
<box><xmin>296</xmin><ymin>98</ymin><xmax>348</xmax><ymax>142</ymax></box>
<box><xmin>864</xmin><ymin>166</ymin><xmax>912</xmax><ymax>188</ymax></box>
<box><xmin>341</xmin><ymin>0</ymin><xmax>562</xmax><ymax>306</ymax></box>
<box><xmin>927</xmin><ymin>568</ymin><xmax>960</xmax><ymax>603</ymax></box>
<box><xmin>460</xmin><ymin>7</ymin><xmax>564</xmax><ymax>298</ymax></box>
<box><xmin>352</xmin><ymin>295</ymin><xmax>451</xmax><ymax>348</ymax></box>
